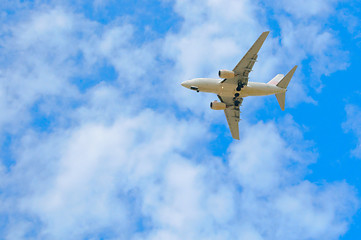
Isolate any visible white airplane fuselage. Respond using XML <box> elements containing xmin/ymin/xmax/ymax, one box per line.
<box><xmin>181</xmin><ymin>78</ymin><xmax>286</xmax><ymax>98</ymax></box>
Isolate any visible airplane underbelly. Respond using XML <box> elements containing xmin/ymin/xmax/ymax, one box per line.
<box><xmin>195</xmin><ymin>79</ymin><xmax>223</xmax><ymax>93</ymax></box>
<box><xmin>242</xmin><ymin>83</ymin><xmax>282</xmax><ymax>96</ymax></box>
<box><xmin>242</xmin><ymin>86</ymin><xmax>269</xmax><ymax>96</ymax></box>
<box><xmin>218</xmin><ymin>82</ymin><xmax>284</xmax><ymax>97</ymax></box>
<box><xmin>218</xmin><ymin>83</ymin><xmax>235</xmax><ymax>96</ymax></box>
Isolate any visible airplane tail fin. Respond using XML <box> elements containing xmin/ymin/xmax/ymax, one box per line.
<box><xmin>276</xmin><ymin>65</ymin><xmax>297</xmax><ymax>89</ymax></box>
<box><xmin>267</xmin><ymin>74</ymin><xmax>284</xmax><ymax>85</ymax></box>
<box><xmin>270</xmin><ymin>65</ymin><xmax>297</xmax><ymax>111</ymax></box>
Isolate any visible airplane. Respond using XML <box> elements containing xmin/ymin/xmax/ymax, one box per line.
<box><xmin>181</xmin><ymin>31</ymin><xmax>297</xmax><ymax>140</ymax></box>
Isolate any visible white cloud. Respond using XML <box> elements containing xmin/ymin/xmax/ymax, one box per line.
<box><xmin>343</xmin><ymin>104</ymin><xmax>361</xmax><ymax>158</ymax></box>
<box><xmin>1</xmin><ymin>113</ymin><xmax>357</xmax><ymax>239</ymax></box>
<box><xmin>0</xmin><ymin>1</ymin><xmax>359</xmax><ymax>240</ymax></box>
<box><xmin>228</xmin><ymin>121</ymin><xmax>357</xmax><ymax>239</ymax></box>
<box><xmin>1</xmin><ymin>108</ymin><xmax>210</xmax><ymax>239</ymax></box>
<box><xmin>0</xmin><ymin>6</ymin><xmax>162</xmax><ymax>134</ymax></box>
<box><xmin>275</xmin><ymin>0</ymin><xmax>339</xmax><ymax>19</ymax></box>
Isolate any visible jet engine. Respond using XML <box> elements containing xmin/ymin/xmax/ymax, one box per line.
<box><xmin>218</xmin><ymin>69</ymin><xmax>235</xmax><ymax>79</ymax></box>
<box><xmin>210</xmin><ymin>100</ymin><xmax>226</xmax><ymax>110</ymax></box>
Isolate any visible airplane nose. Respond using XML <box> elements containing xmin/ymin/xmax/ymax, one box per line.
<box><xmin>181</xmin><ymin>80</ymin><xmax>190</xmax><ymax>88</ymax></box>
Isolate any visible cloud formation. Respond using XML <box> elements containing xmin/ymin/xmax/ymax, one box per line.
<box><xmin>0</xmin><ymin>0</ymin><xmax>359</xmax><ymax>239</ymax></box>
<box><xmin>343</xmin><ymin>104</ymin><xmax>361</xmax><ymax>158</ymax></box>
<box><xmin>1</xmin><ymin>113</ymin><xmax>357</xmax><ymax>239</ymax></box>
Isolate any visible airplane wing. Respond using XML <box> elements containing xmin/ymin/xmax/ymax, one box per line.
<box><xmin>222</xmin><ymin>31</ymin><xmax>270</xmax><ymax>87</ymax></box>
<box><xmin>218</xmin><ymin>95</ymin><xmax>242</xmax><ymax>140</ymax></box>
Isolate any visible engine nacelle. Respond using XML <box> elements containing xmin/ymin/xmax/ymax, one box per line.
<box><xmin>218</xmin><ymin>69</ymin><xmax>235</xmax><ymax>79</ymax></box>
<box><xmin>210</xmin><ymin>100</ymin><xmax>226</xmax><ymax>110</ymax></box>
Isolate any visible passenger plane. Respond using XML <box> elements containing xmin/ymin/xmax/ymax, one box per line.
<box><xmin>181</xmin><ymin>31</ymin><xmax>297</xmax><ymax>139</ymax></box>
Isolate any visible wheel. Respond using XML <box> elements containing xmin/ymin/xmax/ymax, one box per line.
<box><xmin>234</xmin><ymin>100</ymin><xmax>240</xmax><ymax>106</ymax></box>
<box><xmin>236</xmin><ymin>86</ymin><xmax>241</xmax><ymax>91</ymax></box>
<box><xmin>234</xmin><ymin>93</ymin><xmax>240</xmax><ymax>97</ymax></box>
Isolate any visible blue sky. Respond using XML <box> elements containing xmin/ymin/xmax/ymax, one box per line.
<box><xmin>1</xmin><ymin>0</ymin><xmax>361</xmax><ymax>239</ymax></box>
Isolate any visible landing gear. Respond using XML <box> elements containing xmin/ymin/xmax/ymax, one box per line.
<box><xmin>234</xmin><ymin>81</ymin><xmax>244</xmax><ymax>107</ymax></box>
<box><xmin>233</xmin><ymin>93</ymin><xmax>240</xmax><ymax>101</ymax></box>
<box><xmin>233</xmin><ymin>97</ymin><xmax>243</xmax><ymax>107</ymax></box>
<box><xmin>236</xmin><ymin>82</ymin><xmax>244</xmax><ymax>91</ymax></box>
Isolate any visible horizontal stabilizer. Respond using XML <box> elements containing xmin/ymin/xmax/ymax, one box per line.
<box><xmin>275</xmin><ymin>92</ymin><xmax>285</xmax><ymax>111</ymax></box>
